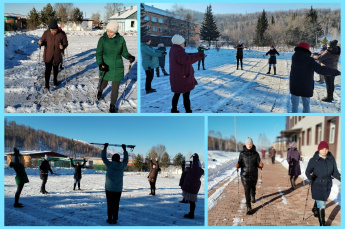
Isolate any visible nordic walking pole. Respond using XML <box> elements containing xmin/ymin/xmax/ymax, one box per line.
<box><xmin>237</xmin><ymin>169</ymin><xmax>240</xmax><ymax>204</ymax></box>
<box><xmin>90</xmin><ymin>143</ymin><xmax>136</xmax><ymax>149</ymax></box>
<box><xmin>260</xmin><ymin>167</ymin><xmax>264</xmax><ymax>208</ymax></box>
<box><xmin>121</xmin><ymin>62</ymin><xmax>133</xmax><ymax>105</ymax></box>
<box><xmin>302</xmin><ymin>181</ymin><xmax>311</xmax><ymax>221</ymax></box>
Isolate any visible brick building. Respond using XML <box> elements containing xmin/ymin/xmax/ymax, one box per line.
<box><xmin>141</xmin><ymin>4</ymin><xmax>200</xmax><ymax>46</ymax></box>
<box><xmin>274</xmin><ymin>116</ymin><xmax>340</xmax><ymax>163</ymax></box>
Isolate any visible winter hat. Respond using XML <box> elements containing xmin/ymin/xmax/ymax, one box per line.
<box><xmin>142</xmin><ymin>34</ymin><xmax>151</xmax><ymax>43</ymax></box>
<box><xmin>172</xmin><ymin>34</ymin><xmax>185</xmax><ymax>45</ymax></box>
<box><xmin>327</xmin><ymin>40</ymin><xmax>338</xmax><ymax>48</ymax></box>
<box><xmin>112</xmin><ymin>153</ymin><xmax>120</xmax><ymax>162</ymax></box>
<box><xmin>318</xmin><ymin>141</ymin><xmax>329</xmax><ymax>151</ymax></box>
<box><xmin>321</xmin><ymin>44</ymin><xmax>327</xmax><ymax>50</ymax></box>
<box><xmin>106</xmin><ymin>20</ymin><xmax>119</xmax><ymax>33</ymax></box>
<box><xmin>45</xmin><ymin>154</ymin><xmax>49</xmax><ymax>160</ymax></box>
<box><xmin>296</xmin><ymin>42</ymin><xmax>310</xmax><ymax>51</ymax></box>
<box><xmin>290</xmin><ymin>142</ymin><xmax>296</xmax><ymax>148</ymax></box>
<box><xmin>158</xmin><ymin>43</ymin><xmax>164</xmax><ymax>48</ymax></box>
<box><xmin>270</xmin><ymin>45</ymin><xmax>274</xmax><ymax>48</ymax></box>
<box><xmin>245</xmin><ymin>137</ymin><xmax>253</xmax><ymax>145</ymax></box>
<box><xmin>48</xmin><ymin>20</ymin><xmax>58</xmax><ymax>29</ymax></box>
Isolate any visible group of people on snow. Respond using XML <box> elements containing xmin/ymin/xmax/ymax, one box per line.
<box><xmin>9</xmin><ymin>146</ymin><xmax>203</xmax><ymax>224</ymax></box>
<box><xmin>37</xmin><ymin>19</ymin><xmax>135</xmax><ymax>113</ymax></box>
<box><xmin>235</xmin><ymin>137</ymin><xmax>340</xmax><ymax>226</ymax></box>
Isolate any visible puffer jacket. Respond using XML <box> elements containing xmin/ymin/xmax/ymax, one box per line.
<box><xmin>313</xmin><ymin>46</ymin><xmax>340</xmax><ymax>70</ymax></box>
<box><xmin>238</xmin><ymin>145</ymin><xmax>261</xmax><ymax>186</ymax></box>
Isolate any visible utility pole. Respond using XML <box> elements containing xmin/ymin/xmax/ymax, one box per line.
<box><xmin>234</xmin><ymin>117</ymin><xmax>238</xmax><ymax>153</ymax></box>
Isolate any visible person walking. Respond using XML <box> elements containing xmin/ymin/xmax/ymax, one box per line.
<box><xmin>141</xmin><ymin>35</ymin><xmax>166</xmax><ymax>94</ymax></box>
<box><xmin>181</xmin><ymin>153</ymin><xmax>204</xmax><ymax>219</ymax></box>
<box><xmin>312</xmin><ymin>40</ymin><xmax>341</xmax><ymax>102</ymax></box>
<box><xmin>96</xmin><ymin>20</ymin><xmax>135</xmax><ymax>113</ymax></box>
<box><xmin>148</xmin><ymin>158</ymin><xmax>160</xmax><ymax>196</ymax></box>
<box><xmin>261</xmin><ymin>148</ymin><xmax>266</xmax><ymax>159</ymax></box>
<box><xmin>70</xmin><ymin>158</ymin><xmax>87</xmax><ymax>190</ymax></box>
<box><xmin>169</xmin><ymin>34</ymin><xmax>205</xmax><ymax>113</ymax></box>
<box><xmin>156</xmin><ymin>43</ymin><xmax>169</xmax><ymax>76</ymax></box>
<box><xmin>269</xmin><ymin>146</ymin><xmax>276</xmax><ymax>164</ymax></box>
<box><xmin>235</xmin><ymin>41</ymin><xmax>244</xmax><ymax>70</ymax></box>
<box><xmin>312</xmin><ymin>44</ymin><xmax>328</xmax><ymax>84</ymax></box>
<box><xmin>235</xmin><ymin>137</ymin><xmax>264</xmax><ymax>215</ymax></box>
<box><xmin>287</xmin><ymin>142</ymin><xmax>303</xmax><ymax>189</ymax></box>
<box><xmin>305</xmin><ymin>141</ymin><xmax>341</xmax><ymax>226</ymax></box>
<box><xmin>265</xmin><ymin>45</ymin><xmax>280</xmax><ymax>75</ymax></box>
<box><xmin>102</xmin><ymin>143</ymin><xmax>128</xmax><ymax>224</ymax></box>
<box><xmin>9</xmin><ymin>148</ymin><xmax>29</xmax><ymax>208</ymax></box>
<box><xmin>39</xmin><ymin>154</ymin><xmax>53</xmax><ymax>194</ymax></box>
<box><xmin>197</xmin><ymin>44</ymin><xmax>209</xmax><ymax>70</ymax></box>
<box><xmin>289</xmin><ymin>42</ymin><xmax>341</xmax><ymax>113</ymax></box>
<box><xmin>38</xmin><ymin>19</ymin><xmax>68</xmax><ymax>92</ymax></box>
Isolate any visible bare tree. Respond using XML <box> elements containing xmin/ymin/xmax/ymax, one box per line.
<box><xmin>104</xmin><ymin>3</ymin><xmax>123</xmax><ymax>22</ymax></box>
<box><xmin>91</xmin><ymin>12</ymin><xmax>101</xmax><ymax>26</ymax></box>
<box><xmin>55</xmin><ymin>3</ymin><xmax>73</xmax><ymax>27</ymax></box>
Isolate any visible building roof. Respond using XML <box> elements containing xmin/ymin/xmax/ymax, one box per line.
<box><xmin>6</xmin><ymin>151</ymin><xmax>67</xmax><ymax>158</ymax></box>
<box><xmin>142</xmin><ymin>4</ymin><xmax>184</xmax><ymax>20</ymax></box>
<box><xmin>109</xmin><ymin>5</ymin><xmax>137</xmax><ymax>19</ymax></box>
<box><xmin>4</xmin><ymin>13</ymin><xmax>26</xmax><ymax>19</ymax></box>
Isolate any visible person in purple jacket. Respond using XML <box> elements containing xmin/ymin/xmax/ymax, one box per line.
<box><xmin>169</xmin><ymin>35</ymin><xmax>205</xmax><ymax>113</ymax></box>
<box><xmin>287</xmin><ymin>142</ymin><xmax>304</xmax><ymax>189</ymax></box>
<box><xmin>181</xmin><ymin>153</ymin><xmax>204</xmax><ymax>219</ymax></box>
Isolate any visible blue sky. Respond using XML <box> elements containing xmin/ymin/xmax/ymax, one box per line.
<box><xmin>5</xmin><ymin>116</ymin><xmax>204</xmax><ymax>161</ymax></box>
<box><xmin>147</xmin><ymin>3</ymin><xmax>340</xmax><ymax>14</ymax></box>
<box><xmin>208</xmin><ymin>116</ymin><xmax>286</xmax><ymax>145</ymax></box>
<box><xmin>5</xmin><ymin>3</ymin><xmax>136</xmax><ymax>21</ymax></box>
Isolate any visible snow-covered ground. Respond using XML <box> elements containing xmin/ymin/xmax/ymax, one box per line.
<box><xmin>141</xmin><ymin>47</ymin><xmax>341</xmax><ymax>113</ymax></box>
<box><xmin>5</xmin><ymin>167</ymin><xmax>204</xmax><ymax>226</ymax></box>
<box><xmin>208</xmin><ymin>150</ymin><xmax>341</xmax><ymax>210</ymax></box>
<box><xmin>5</xmin><ymin>30</ymin><xmax>137</xmax><ymax>113</ymax></box>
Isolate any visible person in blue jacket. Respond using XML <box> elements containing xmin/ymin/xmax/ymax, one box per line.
<box><xmin>305</xmin><ymin>141</ymin><xmax>341</xmax><ymax>226</ymax></box>
<box><xmin>102</xmin><ymin>143</ymin><xmax>128</xmax><ymax>225</ymax></box>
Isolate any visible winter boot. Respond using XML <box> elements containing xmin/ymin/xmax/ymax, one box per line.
<box><xmin>241</xmin><ymin>62</ymin><xmax>243</xmax><ymax>70</ymax></box>
<box><xmin>97</xmin><ymin>90</ymin><xmax>102</xmax><ymax>100</ymax></box>
<box><xmin>78</xmin><ymin>183</ymin><xmax>81</xmax><ymax>190</ymax></box>
<box><xmin>312</xmin><ymin>201</ymin><xmax>318</xmax><ymax>217</ymax></box>
<box><xmin>73</xmin><ymin>183</ymin><xmax>76</xmax><ymax>190</ymax></box>
<box><xmin>44</xmin><ymin>87</ymin><xmax>50</xmax><ymax>93</ymax></box>
<box><xmin>106</xmin><ymin>219</ymin><xmax>113</xmax><ymax>224</ymax></box>
<box><xmin>322</xmin><ymin>83</ymin><xmax>333</xmax><ymax>102</ymax></box>
<box><xmin>251</xmin><ymin>194</ymin><xmax>256</xmax><ymax>203</ymax></box>
<box><xmin>184</xmin><ymin>213</ymin><xmax>194</xmax><ymax>219</ymax></box>
<box><xmin>179</xmin><ymin>199</ymin><xmax>189</xmax><ymax>203</ymax></box>
<box><xmin>274</xmin><ymin>67</ymin><xmax>276</xmax><ymax>75</ymax></box>
<box><xmin>162</xmin><ymin>67</ymin><xmax>169</xmax><ymax>76</ymax></box>
<box><xmin>156</xmin><ymin>67</ymin><xmax>160</xmax><ymax>77</ymax></box>
<box><xmin>186</xmin><ymin>109</ymin><xmax>193</xmax><ymax>113</ymax></box>
<box><xmin>53</xmin><ymin>77</ymin><xmax>59</xmax><ymax>87</ymax></box>
<box><xmin>266</xmin><ymin>67</ymin><xmax>271</xmax><ymax>74</ymax></box>
<box><xmin>246</xmin><ymin>204</ymin><xmax>253</xmax><ymax>215</ymax></box>
<box><xmin>321</xmin><ymin>97</ymin><xmax>333</xmax><ymax>102</ymax></box>
<box><xmin>171</xmin><ymin>108</ymin><xmax>180</xmax><ymax>113</ymax></box>
<box><xmin>318</xmin><ymin>208</ymin><xmax>326</xmax><ymax>226</ymax></box>
<box><xmin>14</xmin><ymin>203</ymin><xmax>23</xmax><ymax>208</ymax></box>
<box><xmin>152</xmin><ymin>189</ymin><xmax>156</xmax><ymax>196</ymax></box>
<box><xmin>109</xmin><ymin>104</ymin><xmax>115</xmax><ymax>113</ymax></box>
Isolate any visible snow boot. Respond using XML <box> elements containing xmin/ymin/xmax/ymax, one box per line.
<box><xmin>14</xmin><ymin>203</ymin><xmax>23</xmax><ymax>208</ymax></box>
<box><xmin>97</xmin><ymin>90</ymin><xmax>102</xmax><ymax>100</ymax></box>
<box><xmin>162</xmin><ymin>67</ymin><xmax>169</xmax><ymax>76</ymax></box>
<box><xmin>274</xmin><ymin>67</ymin><xmax>276</xmax><ymax>75</ymax></box>
<box><xmin>246</xmin><ymin>204</ymin><xmax>253</xmax><ymax>215</ymax></box>
<box><xmin>318</xmin><ymin>208</ymin><xmax>326</xmax><ymax>226</ymax></box>
<box><xmin>44</xmin><ymin>87</ymin><xmax>49</xmax><ymax>93</ymax></box>
<box><xmin>183</xmin><ymin>213</ymin><xmax>194</xmax><ymax>219</ymax></box>
<box><xmin>251</xmin><ymin>194</ymin><xmax>256</xmax><ymax>203</ymax></box>
<box><xmin>186</xmin><ymin>109</ymin><xmax>193</xmax><ymax>113</ymax></box>
<box><xmin>312</xmin><ymin>201</ymin><xmax>318</xmax><ymax>217</ymax></box>
<box><xmin>53</xmin><ymin>78</ymin><xmax>59</xmax><ymax>87</ymax></box>
<box><xmin>171</xmin><ymin>108</ymin><xmax>180</xmax><ymax>113</ymax></box>
<box><xmin>266</xmin><ymin>67</ymin><xmax>271</xmax><ymax>74</ymax></box>
<box><xmin>179</xmin><ymin>199</ymin><xmax>189</xmax><ymax>203</ymax></box>
<box><xmin>203</xmin><ymin>68</ymin><xmax>206</xmax><ymax>70</ymax></box>
<box><xmin>321</xmin><ymin>97</ymin><xmax>333</xmax><ymax>102</ymax></box>
<box><xmin>73</xmin><ymin>183</ymin><xmax>76</xmax><ymax>190</ymax></box>
<box><xmin>109</xmin><ymin>105</ymin><xmax>115</xmax><ymax>113</ymax></box>
<box><xmin>78</xmin><ymin>183</ymin><xmax>81</xmax><ymax>190</ymax></box>
<box><xmin>156</xmin><ymin>67</ymin><xmax>160</xmax><ymax>77</ymax></box>
<box><xmin>106</xmin><ymin>219</ymin><xmax>113</xmax><ymax>224</ymax></box>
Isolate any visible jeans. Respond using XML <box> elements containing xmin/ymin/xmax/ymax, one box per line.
<box><xmin>316</xmin><ymin>200</ymin><xmax>326</xmax><ymax>209</ymax></box>
<box><xmin>291</xmin><ymin>94</ymin><xmax>310</xmax><ymax>113</ymax></box>
<box><xmin>269</xmin><ymin>64</ymin><xmax>276</xmax><ymax>68</ymax></box>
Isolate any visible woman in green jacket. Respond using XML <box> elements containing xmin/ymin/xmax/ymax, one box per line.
<box><xmin>96</xmin><ymin>21</ymin><xmax>135</xmax><ymax>113</ymax></box>
<box><xmin>9</xmin><ymin>148</ymin><xmax>29</xmax><ymax>208</ymax></box>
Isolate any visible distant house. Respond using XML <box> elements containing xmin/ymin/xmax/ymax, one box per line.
<box><xmin>62</xmin><ymin>18</ymin><xmax>94</xmax><ymax>31</ymax></box>
<box><xmin>108</xmin><ymin>5</ymin><xmax>137</xmax><ymax>33</ymax></box>
<box><xmin>6</xmin><ymin>151</ymin><xmax>68</xmax><ymax>168</ymax></box>
<box><xmin>85</xmin><ymin>156</ymin><xmax>133</xmax><ymax>171</ymax></box>
<box><xmin>4</xmin><ymin>14</ymin><xmax>27</xmax><ymax>32</ymax></box>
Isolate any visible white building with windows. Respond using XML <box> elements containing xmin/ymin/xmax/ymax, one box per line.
<box><xmin>108</xmin><ymin>5</ymin><xmax>137</xmax><ymax>33</ymax></box>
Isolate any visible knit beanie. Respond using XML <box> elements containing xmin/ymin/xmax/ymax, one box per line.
<box><xmin>106</xmin><ymin>20</ymin><xmax>119</xmax><ymax>33</ymax></box>
<box><xmin>172</xmin><ymin>34</ymin><xmax>185</xmax><ymax>45</ymax></box>
<box><xmin>328</xmin><ymin>40</ymin><xmax>338</xmax><ymax>48</ymax></box>
<box><xmin>270</xmin><ymin>45</ymin><xmax>274</xmax><ymax>48</ymax></box>
<box><xmin>142</xmin><ymin>34</ymin><xmax>151</xmax><ymax>43</ymax></box>
<box><xmin>48</xmin><ymin>20</ymin><xmax>58</xmax><ymax>29</ymax></box>
<box><xmin>245</xmin><ymin>137</ymin><xmax>253</xmax><ymax>145</ymax></box>
<box><xmin>296</xmin><ymin>42</ymin><xmax>310</xmax><ymax>50</ymax></box>
<box><xmin>318</xmin><ymin>141</ymin><xmax>329</xmax><ymax>151</ymax></box>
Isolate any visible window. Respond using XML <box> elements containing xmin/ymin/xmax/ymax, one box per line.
<box><xmin>171</xmin><ymin>29</ymin><xmax>175</xmax><ymax>34</ymax></box>
<box><xmin>144</xmin><ymin>15</ymin><xmax>149</xmax><ymax>21</ymax></box>
<box><xmin>307</xmin><ymin>128</ymin><xmax>311</xmax><ymax>145</ymax></box>
<box><xmin>329</xmin><ymin>119</ymin><xmax>336</xmax><ymax>144</ymax></box>
<box><xmin>158</xmin><ymin>18</ymin><xmax>164</xmax><ymax>23</ymax></box>
<box><xmin>145</xmin><ymin>25</ymin><xmax>150</xmax><ymax>31</ymax></box>
<box><xmin>159</xmin><ymin>27</ymin><xmax>163</xmax><ymax>32</ymax></box>
<box><xmin>131</xmin><ymin>21</ymin><xmax>135</xmax><ymax>28</ymax></box>
<box><xmin>315</xmin><ymin>124</ymin><xmax>322</xmax><ymax>144</ymax></box>
<box><xmin>151</xmin><ymin>17</ymin><xmax>157</xmax><ymax>22</ymax></box>
<box><xmin>152</xmin><ymin>26</ymin><xmax>157</xmax><ymax>32</ymax></box>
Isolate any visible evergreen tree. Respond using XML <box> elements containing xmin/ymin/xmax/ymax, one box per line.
<box><xmin>133</xmin><ymin>154</ymin><xmax>144</xmax><ymax>171</ymax></box>
<box><xmin>160</xmin><ymin>152</ymin><xmax>170</xmax><ymax>169</ymax></box>
<box><xmin>200</xmin><ymin>5</ymin><xmax>220</xmax><ymax>46</ymax></box>
<box><xmin>305</xmin><ymin>6</ymin><xmax>324</xmax><ymax>47</ymax></box>
<box><xmin>173</xmin><ymin>153</ymin><xmax>185</xmax><ymax>166</ymax></box>
<box><xmin>27</xmin><ymin>7</ymin><xmax>41</xmax><ymax>29</ymax></box>
<box><xmin>40</xmin><ymin>3</ymin><xmax>57</xmax><ymax>27</ymax></box>
<box><xmin>255</xmin><ymin>10</ymin><xmax>269</xmax><ymax>46</ymax></box>
<box><xmin>140</xmin><ymin>3</ymin><xmax>149</xmax><ymax>39</ymax></box>
<box><xmin>320</xmin><ymin>37</ymin><xmax>328</xmax><ymax>45</ymax></box>
<box><xmin>271</xmin><ymin>16</ymin><xmax>275</xmax><ymax>25</ymax></box>
<box><xmin>71</xmin><ymin>8</ymin><xmax>83</xmax><ymax>24</ymax></box>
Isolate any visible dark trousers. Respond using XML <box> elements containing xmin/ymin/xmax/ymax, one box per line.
<box><xmin>98</xmin><ymin>79</ymin><xmax>121</xmax><ymax>105</ymax></box>
<box><xmin>150</xmin><ymin>181</ymin><xmax>156</xmax><ymax>195</ymax></box>
<box><xmin>105</xmin><ymin>190</ymin><xmax>122</xmax><ymax>221</ymax></box>
<box><xmin>271</xmin><ymin>156</ymin><xmax>275</xmax><ymax>164</ymax></box>
<box><xmin>172</xmin><ymin>92</ymin><xmax>191</xmax><ymax>112</ymax></box>
<box><xmin>324</xmin><ymin>75</ymin><xmax>335</xmax><ymax>99</ymax></box>
<box><xmin>15</xmin><ymin>183</ymin><xmax>24</xmax><ymax>204</ymax></box>
<box><xmin>45</xmin><ymin>62</ymin><xmax>59</xmax><ymax>89</ymax></box>
<box><xmin>198</xmin><ymin>59</ymin><xmax>205</xmax><ymax>69</ymax></box>
<box><xmin>145</xmin><ymin>69</ymin><xmax>154</xmax><ymax>91</ymax></box>
<box><xmin>41</xmin><ymin>174</ymin><xmax>48</xmax><ymax>192</ymax></box>
<box><xmin>237</xmin><ymin>58</ymin><xmax>243</xmax><ymax>69</ymax></box>
<box><xmin>189</xmin><ymin>201</ymin><xmax>196</xmax><ymax>216</ymax></box>
<box><xmin>243</xmin><ymin>183</ymin><xmax>256</xmax><ymax>204</ymax></box>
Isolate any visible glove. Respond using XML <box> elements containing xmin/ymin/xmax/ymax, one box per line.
<box><xmin>162</xmin><ymin>52</ymin><xmax>167</xmax><ymax>56</ymax></box>
<box><xmin>128</xmin><ymin>55</ymin><xmax>135</xmax><ymax>63</ymax></box>
<box><xmin>308</xmin><ymin>173</ymin><xmax>315</xmax><ymax>181</ymax></box>
<box><xmin>235</xmin><ymin>163</ymin><xmax>240</xmax><ymax>169</ymax></box>
<box><xmin>259</xmin><ymin>162</ymin><xmax>264</xmax><ymax>169</ymax></box>
<box><xmin>99</xmin><ymin>63</ymin><xmax>109</xmax><ymax>72</ymax></box>
<box><xmin>104</xmin><ymin>143</ymin><xmax>109</xmax><ymax>150</ymax></box>
<box><xmin>122</xmin><ymin>144</ymin><xmax>126</xmax><ymax>151</ymax></box>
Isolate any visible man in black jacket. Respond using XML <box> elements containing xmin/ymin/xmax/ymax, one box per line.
<box><xmin>39</xmin><ymin>155</ymin><xmax>53</xmax><ymax>194</ymax></box>
<box><xmin>235</xmin><ymin>137</ymin><xmax>263</xmax><ymax>215</ymax></box>
<box><xmin>235</xmin><ymin>41</ymin><xmax>244</xmax><ymax>70</ymax></box>
<box><xmin>290</xmin><ymin>42</ymin><xmax>341</xmax><ymax>113</ymax></box>
<box><xmin>70</xmin><ymin>158</ymin><xmax>87</xmax><ymax>190</ymax></box>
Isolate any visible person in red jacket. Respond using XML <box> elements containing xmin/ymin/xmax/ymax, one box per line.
<box><xmin>181</xmin><ymin>153</ymin><xmax>204</xmax><ymax>219</ymax></box>
<box><xmin>169</xmin><ymin>35</ymin><xmax>205</xmax><ymax>113</ymax></box>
